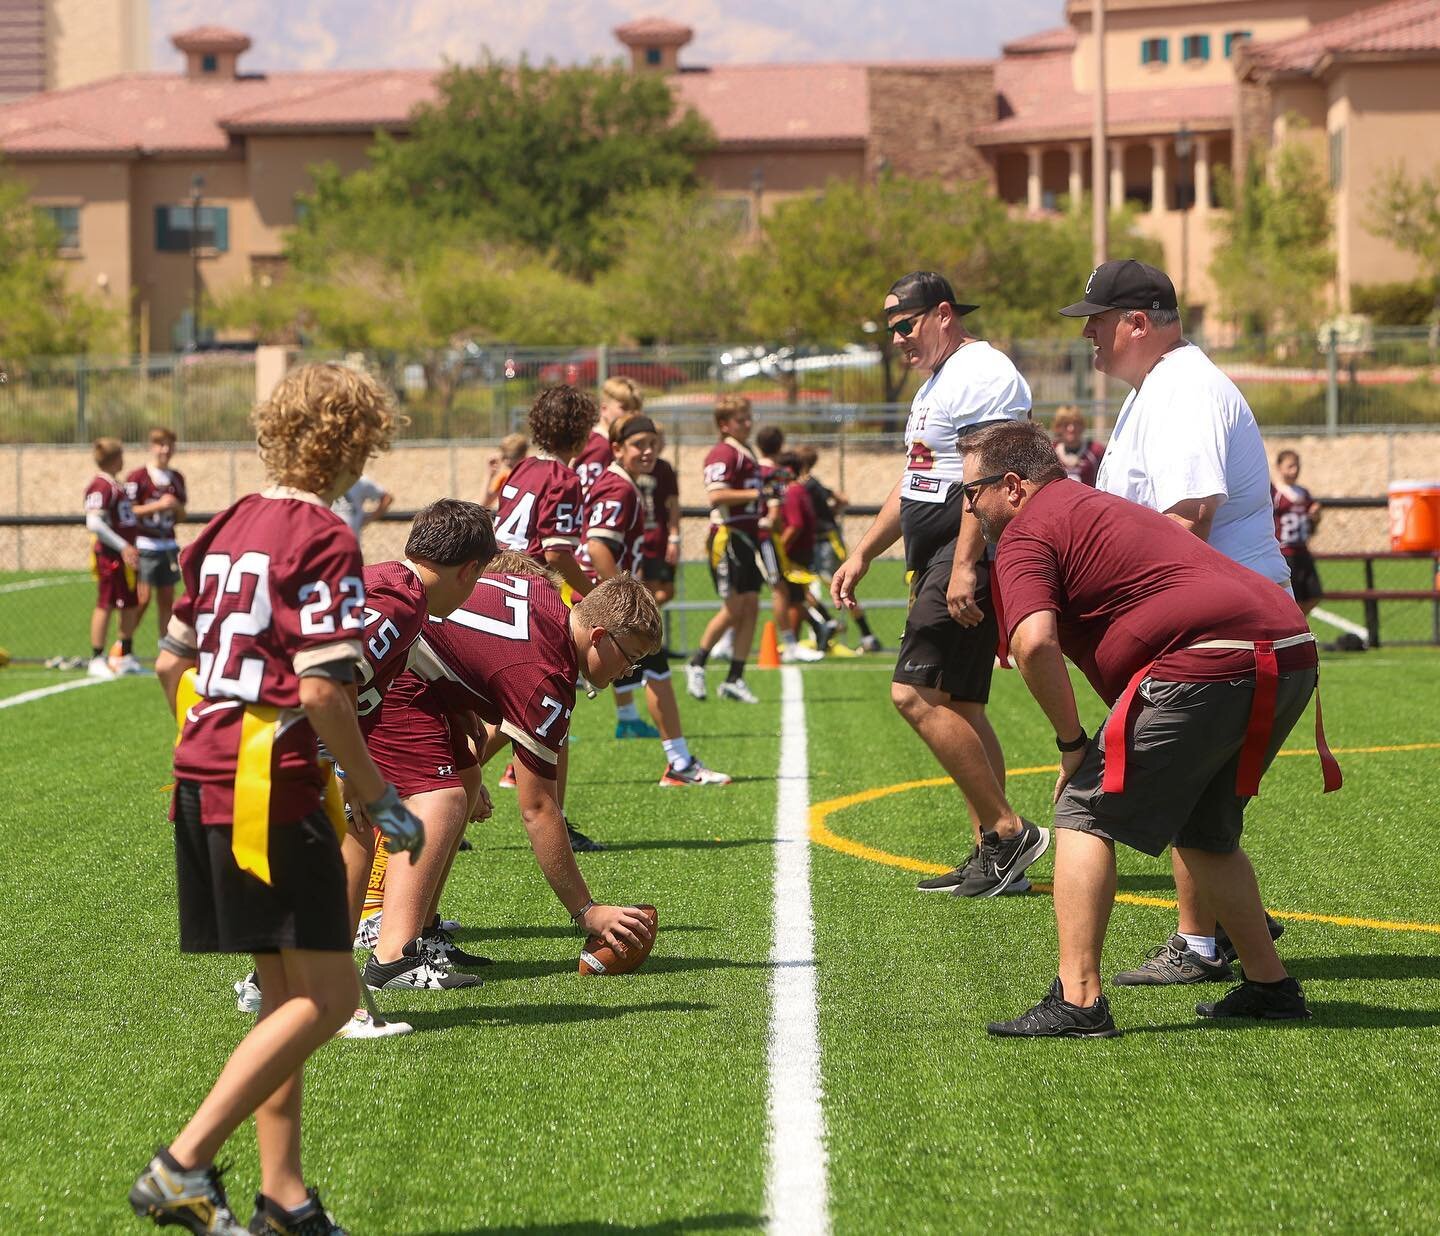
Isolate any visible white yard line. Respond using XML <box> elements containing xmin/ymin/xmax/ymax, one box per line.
<box><xmin>0</xmin><ymin>574</ymin><xmax>88</xmax><ymax>595</ymax></box>
<box><xmin>766</xmin><ymin>665</ymin><xmax>830</xmax><ymax>1236</ymax></box>
<box><xmin>0</xmin><ymin>677</ymin><xmax>110</xmax><ymax>710</ymax></box>
<box><xmin>1310</xmin><ymin>606</ymin><xmax>1370</xmax><ymax>642</ymax></box>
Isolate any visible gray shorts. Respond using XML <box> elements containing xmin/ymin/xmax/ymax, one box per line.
<box><xmin>1054</xmin><ymin>669</ymin><xmax>1317</xmax><ymax>856</ymax></box>
<box><xmin>138</xmin><ymin>549</ymin><xmax>181</xmax><ymax>588</ymax></box>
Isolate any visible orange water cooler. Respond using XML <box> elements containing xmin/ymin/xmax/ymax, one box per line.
<box><xmin>1387</xmin><ymin>480</ymin><xmax>1440</xmax><ymax>553</ymax></box>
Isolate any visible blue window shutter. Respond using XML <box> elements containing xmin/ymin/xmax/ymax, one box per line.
<box><xmin>1160</xmin><ymin>38</ymin><xmax>1169</xmax><ymax>64</ymax></box>
<box><xmin>155</xmin><ymin>206</ymin><xmax>166</xmax><ymax>251</ymax></box>
<box><xmin>213</xmin><ymin>207</ymin><xmax>229</xmax><ymax>253</ymax></box>
<box><xmin>1199</xmin><ymin>34</ymin><xmax>1210</xmax><ymax>60</ymax></box>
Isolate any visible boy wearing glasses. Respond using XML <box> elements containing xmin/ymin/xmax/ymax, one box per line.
<box><xmin>832</xmin><ymin>270</ymin><xmax>1046</xmax><ymax>899</ymax></box>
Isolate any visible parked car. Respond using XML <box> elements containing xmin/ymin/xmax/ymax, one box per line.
<box><xmin>536</xmin><ymin>350</ymin><xmax>690</xmax><ymax>390</ymax></box>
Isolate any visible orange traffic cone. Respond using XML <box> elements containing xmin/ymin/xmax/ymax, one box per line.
<box><xmin>757</xmin><ymin>620</ymin><xmax>781</xmax><ymax>670</ymax></box>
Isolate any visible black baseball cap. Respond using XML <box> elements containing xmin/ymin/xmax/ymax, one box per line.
<box><xmin>885</xmin><ymin>270</ymin><xmax>979</xmax><ymax>318</ymax></box>
<box><xmin>1059</xmin><ymin>259</ymin><xmax>1177</xmax><ymax>317</ymax></box>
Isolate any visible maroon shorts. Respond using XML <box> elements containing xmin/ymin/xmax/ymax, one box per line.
<box><xmin>366</xmin><ymin>678</ymin><xmax>465</xmax><ymax>801</ymax></box>
<box><xmin>94</xmin><ymin>554</ymin><xmax>139</xmax><ymax>610</ymax></box>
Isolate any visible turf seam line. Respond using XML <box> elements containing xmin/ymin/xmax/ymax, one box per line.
<box><xmin>766</xmin><ymin>665</ymin><xmax>830</xmax><ymax>1236</ymax></box>
<box><xmin>0</xmin><ymin>677</ymin><xmax>112</xmax><ymax>710</ymax></box>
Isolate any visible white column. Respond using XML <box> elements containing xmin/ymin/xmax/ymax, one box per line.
<box><xmin>1194</xmin><ymin>135</ymin><xmax>1211</xmax><ymax>215</ymax></box>
<box><xmin>1027</xmin><ymin>146</ymin><xmax>1043</xmax><ymax>213</ymax></box>
<box><xmin>1068</xmin><ymin>143</ymin><xmax>1084</xmax><ymax>210</ymax></box>
<box><xmin>1150</xmin><ymin>138</ymin><xmax>1168</xmax><ymax>214</ymax></box>
<box><xmin>1109</xmin><ymin>142</ymin><xmax>1125</xmax><ymax>211</ymax></box>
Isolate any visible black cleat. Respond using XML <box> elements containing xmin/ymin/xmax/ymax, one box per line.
<box><xmin>130</xmin><ymin>1152</ymin><xmax>247</xmax><ymax>1234</ymax></box>
<box><xmin>566</xmin><ymin>820</ymin><xmax>607</xmax><ymax>852</ymax></box>
<box><xmin>1113</xmin><ymin>934</ymin><xmax>1234</xmax><ymax>986</ymax></box>
<box><xmin>1196</xmin><ymin>976</ymin><xmax>1311</xmax><ymax>1021</ymax></box>
<box><xmin>1214</xmin><ymin>912</ymin><xmax>1286</xmax><ymax>964</ymax></box>
<box><xmin>916</xmin><ymin>846</ymin><xmax>977</xmax><ymax>892</ymax></box>
<box><xmin>953</xmin><ymin>821</ymin><xmax>1049</xmax><ymax>898</ymax></box>
<box><xmin>248</xmin><ymin>1187</ymin><xmax>347</xmax><ymax>1235</ymax></box>
<box><xmin>422</xmin><ymin>920</ymin><xmax>493</xmax><ymax>968</ymax></box>
<box><xmin>987</xmin><ymin>977</ymin><xmax>1121</xmax><ymax>1038</ymax></box>
<box><xmin>363</xmin><ymin>939</ymin><xmax>483</xmax><ymax>990</ymax></box>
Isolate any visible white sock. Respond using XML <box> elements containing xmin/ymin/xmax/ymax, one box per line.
<box><xmin>663</xmin><ymin>737</ymin><xmax>692</xmax><ymax>768</ymax></box>
<box><xmin>615</xmin><ymin>701</ymin><xmax>639</xmax><ymax>721</ymax></box>
<box><xmin>779</xmin><ymin>629</ymin><xmax>797</xmax><ymax>646</ymax></box>
<box><xmin>1180</xmin><ymin>932</ymin><xmax>1218</xmax><ymax>959</ymax></box>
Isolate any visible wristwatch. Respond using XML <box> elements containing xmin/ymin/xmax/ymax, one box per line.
<box><xmin>1055</xmin><ymin>729</ymin><xmax>1088</xmax><ymax>752</ymax></box>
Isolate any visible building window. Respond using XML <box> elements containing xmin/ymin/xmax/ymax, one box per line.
<box><xmin>201</xmin><ymin>53</ymin><xmax>217</xmax><ymax>73</ymax></box>
<box><xmin>1182</xmin><ymin>34</ymin><xmax>1210</xmax><ymax>63</ymax></box>
<box><xmin>1329</xmin><ymin>128</ymin><xmax>1344</xmax><ymax>190</ymax></box>
<box><xmin>155</xmin><ymin>205</ymin><xmax>229</xmax><ymax>253</ymax></box>
<box><xmin>645</xmin><ymin>47</ymin><xmax>661</xmax><ymax>66</ymax></box>
<box><xmin>37</xmin><ymin>204</ymin><xmax>80</xmax><ymax>250</ymax></box>
<box><xmin>1141</xmin><ymin>38</ymin><xmax>1169</xmax><ymax>66</ymax></box>
<box><xmin>1224</xmin><ymin>31</ymin><xmax>1252</xmax><ymax>57</ymax></box>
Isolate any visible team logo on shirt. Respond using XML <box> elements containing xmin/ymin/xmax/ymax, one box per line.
<box><xmin>436</xmin><ymin>764</ymin><xmax>454</xmax><ymax>777</ymax></box>
<box><xmin>1086</xmin><ymin>267</ymin><xmax>1098</xmax><ymax>296</ymax></box>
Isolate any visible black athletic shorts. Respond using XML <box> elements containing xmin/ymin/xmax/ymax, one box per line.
<box><xmin>892</xmin><ymin>552</ymin><xmax>998</xmax><ymax>703</ymax></box>
<box><xmin>640</xmin><ymin>555</ymin><xmax>675</xmax><ymax>585</ymax></box>
<box><xmin>1285</xmin><ymin>548</ymin><xmax>1323</xmax><ymax>605</ymax></box>
<box><xmin>616</xmin><ymin>647</ymin><xmax>671</xmax><ymax>690</ymax></box>
<box><xmin>173</xmin><ymin>780</ymin><xmax>351</xmax><ymax>954</ymax></box>
<box><xmin>707</xmin><ymin>527</ymin><xmax>763</xmax><ymax>599</ymax></box>
<box><xmin>1053</xmin><ymin>669</ymin><xmax>1317</xmax><ymax>856</ymax></box>
<box><xmin>138</xmin><ymin>549</ymin><xmax>181</xmax><ymax>588</ymax></box>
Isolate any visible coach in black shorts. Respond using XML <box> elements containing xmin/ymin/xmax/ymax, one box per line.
<box><xmin>831</xmin><ymin>271</ymin><xmax>1047</xmax><ymax>898</ymax></box>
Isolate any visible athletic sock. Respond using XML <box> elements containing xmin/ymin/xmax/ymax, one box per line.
<box><xmin>120</xmin><ymin>638</ymin><xmax>134</xmax><ymax>655</ymax></box>
<box><xmin>726</xmin><ymin>658</ymin><xmax>746</xmax><ymax>682</ymax></box>
<box><xmin>1251</xmin><ymin>975</ymin><xmax>1295</xmax><ymax>989</ymax></box>
<box><xmin>1180</xmin><ymin>932</ymin><xmax>1218</xmax><ymax>959</ymax></box>
<box><xmin>662</xmin><ymin>737</ymin><xmax>692</xmax><ymax>768</ymax></box>
<box><xmin>362</xmin><ymin>835</ymin><xmax>390</xmax><ymax>921</ymax></box>
<box><xmin>856</xmin><ymin>614</ymin><xmax>874</xmax><ymax>638</ymax></box>
<box><xmin>615</xmin><ymin>701</ymin><xmax>640</xmax><ymax>721</ymax></box>
<box><xmin>779</xmin><ymin>629</ymin><xmax>798</xmax><ymax>647</ymax></box>
<box><xmin>92</xmin><ymin>646</ymin><xmax>104</xmax><ymax>659</ymax></box>
<box><xmin>689</xmin><ymin>648</ymin><xmax>710</xmax><ymax>668</ymax></box>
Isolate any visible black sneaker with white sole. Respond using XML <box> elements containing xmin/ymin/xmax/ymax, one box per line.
<box><xmin>566</xmin><ymin>820</ymin><xmax>607</xmax><ymax>852</ymax></box>
<box><xmin>363</xmin><ymin>939</ymin><xmax>483</xmax><ymax>990</ymax></box>
<box><xmin>987</xmin><ymin>977</ymin><xmax>1121</xmax><ymax>1038</ymax></box>
<box><xmin>1214</xmin><ymin>912</ymin><xmax>1286</xmax><ymax>964</ymax></box>
<box><xmin>422</xmin><ymin>921</ymin><xmax>493</xmax><ymax>968</ymax></box>
<box><xmin>248</xmin><ymin>1187</ymin><xmax>348</xmax><ymax>1235</ymax></box>
<box><xmin>916</xmin><ymin>846</ymin><xmax>978</xmax><ymax>892</ymax></box>
<box><xmin>1196</xmin><ymin>976</ymin><xmax>1311</xmax><ymax>1021</ymax></box>
<box><xmin>1112</xmin><ymin>934</ymin><xmax>1234</xmax><ymax>986</ymax></box>
<box><xmin>953</xmin><ymin>821</ymin><xmax>1049</xmax><ymax>898</ymax></box>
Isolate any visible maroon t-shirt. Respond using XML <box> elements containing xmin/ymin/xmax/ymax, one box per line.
<box><xmin>355</xmin><ymin>560</ymin><xmax>430</xmax><ymax>728</ymax></box>
<box><xmin>171</xmin><ymin>491</ymin><xmax>365</xmax><ymax>824</ymax></box>
<box><xmin>412</xmin><ymin>572</ymin><xmax>578</xmax><ymax>778</ymax></box>
<box><xmin>640</xmin><ymin>456</ymin><xmax>678</xmax><ymax>559</ymax></box>
<box><xmin>703</xmin><ymin>437</ymin><xmax>762</xmax><ymax>537</ymax></box>
<box><xmin>994</xmin><ymin>479</ymin><xmax>1315</xmax><ymax>705</ymax></box>
<box><xmin>573</xmin><ymin>430</ymin><xmax>611</xmax><ymax>498</ymax></box>
<box><xmin>495</xmin><ymin>456</ymin><xmax>584</xmax><ymax>558</ymax></box>
<box><xmin>583</xmin><ymin>463</ymin><xmax>646</xmax><ymax>579</ymax></box>
<box><xmin>780</xmin><ymin>481</ymin><xmax>818</xmax><ymax>567</ymax></box>
<box><xmin>83</xmin><ymin>473</ymin><xmax>138</xmax><ymax>560</ymax></box>
<box><xmin>125</xmin><ymin>466</ymin><xmax>188</xmax><ymax>549</ymax></box>
<box><xmin>1272</xmin><ymin>484</ymin><xmax>1315</xmax><ymax>556</ymax></box>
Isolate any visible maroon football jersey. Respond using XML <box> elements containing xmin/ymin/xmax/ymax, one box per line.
<box><xmin>125</xmin><ymin>466</ymin><xmax>188</xmax><ymax>550</ymax></box>
<box><xmin>171</xmin><ymin>491</ymin><xmax>366</xmax><ymax>825</ymax></box>
<box><xmin>780</xmin><ymin>481</ymin><xmax>818</xmax><ymax>567</ymax></box>
<box><xmin>412</xmin><ymin>572</ymin><xmax>578</xmax><ymax>778</ymax></box>
<box><xmin>639</xmin><ymin>456</ymin><xmax>678</xmax><ymax>559</ymax></box>
<box><xmin>356</xmin><ymin>560</ymin><xmax>430</xmax><ymax>729</ymax></box>
<box><xmin>573</xmin><ymin>430</ymin><xmax>611</xmax><ymax>498</ymax></box>
<box><xmin>703</xmin><ymin>437</ymin><xmax>762</xmax><ymax>536</ymax></box>
<box><xmin>83</xmin><ymin>473</ymin><xmax>138</xmax><ymax>559</ymax></box>
<box><xmin>583</xmin><ymin>463</ymin><xmax>646</xmax><ymax>579</ymax></box>
<box><xmin>1272</xmin><ymin>483</ymin><xmax>1314</xmax><ymax>554</ymax></box>
<box><xmin>495</xmin><ymin>456</ymin><xmax>584</xmax><ymax>557</ymax></box>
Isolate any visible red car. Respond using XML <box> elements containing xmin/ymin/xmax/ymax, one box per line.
<box><xmin>535</xmin><ymin>351</ymin><xmax>690</xmax><ymax>390</ymax></box>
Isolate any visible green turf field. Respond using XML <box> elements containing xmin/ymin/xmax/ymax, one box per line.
<box><xmin>3</xmin><ymin>637</ymin><xmax>1439</xmax><ymax>1233</ymax></box>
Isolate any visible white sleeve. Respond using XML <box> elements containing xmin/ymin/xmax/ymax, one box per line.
<box><xmin>1145</xmin><ymin>380</ymin><xmax>1232</xmax><ymax>514</ymax></box>
<box><xmin>85</xmin><ymin>511</ymin><xmax>129</xmax><ymax>552</ymax></box>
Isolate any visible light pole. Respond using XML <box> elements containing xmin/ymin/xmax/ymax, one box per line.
<box><xmin>1090</xmin><ymin>0</ymin><xmax>1109</xmax><ymax>432</ymax></box>
<box><xmin>189</xmin><ymin>173</ymin><xmax>205</xmax><ymax>349</ymax></box>
<box><xmin>1175</xmin><ymin>124</ymin><xmax>1192</xmax><ymax>311</ymax></box>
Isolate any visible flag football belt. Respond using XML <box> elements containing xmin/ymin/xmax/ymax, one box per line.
<box><xmin>1101</xmin><ymin>632</ymin><xmax>1342</xmax><ymax>799</ymax></box>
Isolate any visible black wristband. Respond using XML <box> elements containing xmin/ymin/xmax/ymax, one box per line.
<box><xmin>1055</xmin><ymin>729</ymin><xmax>1088</xmax><ymax>753</ymax></box>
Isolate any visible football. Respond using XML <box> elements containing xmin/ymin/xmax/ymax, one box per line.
<box><xmin>578</xmin><ymin>904</ymin><xmax>658</xmax><ymax>976</ymax></box>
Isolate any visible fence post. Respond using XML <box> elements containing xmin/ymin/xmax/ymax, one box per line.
<box><xmin>74</xmin><ymin>359</ymin><xmax>87</xmax><ymax>442</ymax></box>
<box><xmin>1324</xmin><ymin>327</ymin><xmax>1339</xmax><ymax>435</ymax></box>
<box><xmin>596</xmin><ymin>343</ymin><xmax>608</xmax><ymax>391</ymax></box>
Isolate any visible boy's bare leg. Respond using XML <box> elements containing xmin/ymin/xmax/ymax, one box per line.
<box><xmin>373</xmin><ymin>787</ymin><xmax>467</xmax><ymax>962</ymax></box>
<box><xmin>89</xmin><ymin>606</ymin><xmax>111</xmax><ymax>651</ymax></box>
<box><xmin>646</xmin><ymin>678</ymin><xmax>683</xmax><ymax>740</ymax></box>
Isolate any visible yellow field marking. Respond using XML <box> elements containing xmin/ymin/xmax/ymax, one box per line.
<box><xmin>810</xmin><ymin>743</ymin><xmax>1440</xmax><ymax>936</ymax></box>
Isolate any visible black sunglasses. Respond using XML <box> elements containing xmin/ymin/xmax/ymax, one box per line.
<box><xmin>888</xmin><ymin>309</ymin><xmax>930</xmax><ymax>338</ymax></box>
<box><xmin>961</xmin><ymin>473</ymin><xmax>1008</xmax><ymax>509</ymax></box>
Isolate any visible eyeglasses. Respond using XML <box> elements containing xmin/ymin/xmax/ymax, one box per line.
<box><xmin>888</xmin><ymin>308</ymin><xmax>931</xmax><ymax>339</ymax></box>
<box><xmin>960</xmin><ymin>473</ymin><xmax>1008</xmax><ymax>510</ymax></box>
<box><xmin>606</xmin><ymin>631</ymin><xmax>643</xmax><ymax>676</ymax></box>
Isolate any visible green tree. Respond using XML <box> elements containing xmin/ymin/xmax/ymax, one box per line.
<box><xmin>1367</xmin><ymin>162</ymin><xmax>1440</xmax><ymax>304</ymax></box>
<box><xmin>0</xmin><ymin>168</ymin><xmax>120</xmax><ymax>362</ymax></box>
<box><xmin>1210</xmin><ymin>136</ymin><xmax>1333</xmax><ymax>339</ymax></box>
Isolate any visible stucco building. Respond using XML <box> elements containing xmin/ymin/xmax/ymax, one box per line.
<box><xmin>0</xmin><ymin>3</ymin><xmax>1435</xmax><ymax>348</ymax></box>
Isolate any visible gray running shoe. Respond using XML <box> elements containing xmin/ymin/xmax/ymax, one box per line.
<box><xmin>953</xmin><ymin>821</ymin><xmax>1050</xmax><ymax>898</ymax></box>
<box><xmin>1113</xmin><ymin>934</ymin><xmax>1233</xmax><ymax>986</ymax></box>
<box><xmin>248</xmin><ymin>1186</ymin><xmax>348</xmax><ymax>1234</ymax></box>
<box><xmin>987</xmin><ymin>977</ymin><xmax>1121</xmax><ymax>1039</ymax></box>
<box><xmin>1196</xmin><ymin>976</ymin><xmax>1311</xmax><ymax>1021</ymax></box>
<box><xmin>1214</xmin><ymin>912</ymin><xmax>1286</xmax><ymax>964</ymax></box>
<box><xmin>130</xmin><ymin>1153</ymin><xmax>247</xmax><ymax>1234</ymax></box>
<box><xmin>916</xmin><ymin>847</ymin><xmax>978</xmax><ymax>892</ymax></box>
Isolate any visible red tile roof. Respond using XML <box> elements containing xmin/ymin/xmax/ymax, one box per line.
<box><xmin>1245</xmin><ymin>0</ymin><xmax>1440</xmax><ymax>76</ymax></box>
<box><xmin>1002</xmin><ymin>26</ymin><xmax>1077</xmax><ymax>56</ymax></box>
<box><xmin>673</xmin><ymin>64</ymin><xmax>869</xmax><ymax>146</ymax></box>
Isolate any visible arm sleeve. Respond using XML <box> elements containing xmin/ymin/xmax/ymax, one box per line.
<box><xmin>85</xmin><ymin>511</ymin><xmax>129</xmax><ymax>552</ymax></box>
<box><xmin>536</xmin><ymin>474</ymin><xmax>583</xmax><ymax>549</ymax></box>
<box><xmin>994</xmin><ymin>530</ymin><xmax>1062</xmax><ymax>640</ymax></box>
<box><xmin>703</xmin><ymin>445</ymin><xmax>735</xmax><ymax>493</ymax></box>
<box><xmin>273</xmin><ymin>529</ymin><xmax>368</xmax><ymax>674</ymax></box>
<box><xmin>500</xmin><ymin>672</ymin><xmax>575</xmax><ymax>778</ymax></box>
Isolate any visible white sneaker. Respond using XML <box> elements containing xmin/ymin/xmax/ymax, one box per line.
<box><xmin>234</xmin><ymin>971</ymin><xmax>262</xmax><ymax>1013</ymax></box>
<box><xmin>717</xmin><ymin>678</ymin><xmax>759</xmax><ymax>704</ymax></box>
<box><xmin>113</xmin><ymin>654</ymin><xmax>147</xmax><ymax>676</ymax></box>
<box><xmin>335</xmin><ymin>1008</ymin><xmax>413</xmax><ymax>1039</ymax></box>
<box><xmin>711</xmin><ymin>629</ymin><xmax>735</xmax><ymax>660</ymax></box>
<box><xmin>660</xmin><ymin>758</ymin><xmax>734</xmax><ymax>787</ymax></box>
<box><xmin>354</xmin><ymin>912</ymin><xmax>382</xmax><ymax>950</ymax></box>
<box><xmin>86</xmin><ymin>656</ymin><xmax>115</xmax><ymax>680</ymax></box>
<box><xmin>686</xmin><ymin>663</ymin><xmax>708</xmax><ymax>700</ymax></box>
<box><xmin>782</xmin><ymin>643</ymin><xmax>824</xmax><ymax>663</ymax></box>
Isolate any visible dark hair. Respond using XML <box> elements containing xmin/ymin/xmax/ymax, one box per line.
<box><xmin>756</xmin><ymin>426</ymin><xmax>785</xmax><ymax>457</ymax></box>
<box><xmin>960</xmin><ymin>421</ymin><xmax>1065</xmax><ymax>487</ymax></box>
<box><xmin>776</xmin><ymin>450</ymin><xmax>804</xmax><ymax>475</ymax></box>
<box><xmin>529</xmin><ymin>385</ymin><xmax>599</xmax><ymax>456</ymax></box>
<box><xmin>794</xmin><ymin>445</ymin><xmax>818</xmax><ymax>470</ymax></box>
<box><xmin>887</xmin><ymin>270</ymin><xmax>957</xmax><ymax>312</ymax></box>
<box><xmin>609</xmin><ymin>414</ymin><xmax>658</xmax><ymax>446</ymax></box>
<box><xmin>1275</xmin><ymin>448</ymin><xmax>1300</xmax><ymax>466</ymax></box>
<box><xmin>405</xmin><ymin>499</ymin><xmax>497</xmax><ymax>568</ymax></box>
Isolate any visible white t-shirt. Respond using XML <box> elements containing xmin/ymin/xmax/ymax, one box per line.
<box><xmin>1096</xmin><ymin>343</ymin><xmax>1288</xmax><ymax>586</ymax></box>
<box><xmin>901</xmin><ymin>340</ymin><xmax>1032</xmax><ymax>505</ymax></box>
<box><xmin>332</xmin><ymin>475</ymin><xmax>387</xmax><ymax>534</ymax></box>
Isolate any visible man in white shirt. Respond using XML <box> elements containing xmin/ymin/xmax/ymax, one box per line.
<box><xmin>332</xmin><ymin>474</ymin><xmax>394</xmax><ymax>538</ymax></box>
<box><xmin>1058</xmin><ymin>258</ymin><xmax>1290</xmax><ymax>985</ymax></box>
<box><xmin>832</xmin><ymin>271</ymin><xmax>1048</xmax><ymax>899</ymax></box>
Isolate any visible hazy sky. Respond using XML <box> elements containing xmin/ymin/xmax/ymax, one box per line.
<box><xmin>151</xmin><ymin>0</ymin><xmax>1064</xmax><ymax>71</ymax></box>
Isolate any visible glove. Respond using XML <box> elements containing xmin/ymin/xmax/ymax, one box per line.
<box><xmin>365</xmin><ymin>783</ymin><xmax>425</xmax><ymax>861</ymax></box>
